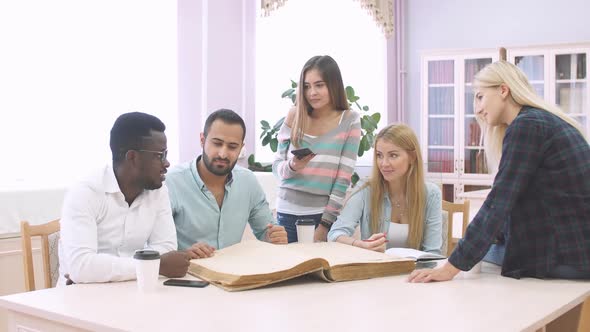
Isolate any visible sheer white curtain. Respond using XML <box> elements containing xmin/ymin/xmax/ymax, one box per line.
<box><xmin>0</xmin><ymin>1</ymin><xmax>178</xmax><ymax>186</ymax></box>
<box><xmin>255</xmin><ymin>0</ymin><xmax>387</xmax><ymax>166</ymax></box>
<box><xmin>262</xmin><ymin>0</ymin><xmax>394</xmax><ymax>38</ymax></box>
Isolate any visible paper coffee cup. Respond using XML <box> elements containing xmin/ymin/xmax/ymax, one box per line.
<box><xmin>133</xmin><ymin>249</ymin><xmax>161</xmax><ymax>292</ymax></box>
<box><xmin>296</xmin><ymin>219</ymin><xmax>315</xmax><ymax>243</ymax></box>
<box><xmin>468</xmin><ymin>261</ymin><xmax>482</xmax><ymax>274</ymax></box>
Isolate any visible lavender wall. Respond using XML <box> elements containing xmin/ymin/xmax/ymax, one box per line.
<box><xmin>405</xmin><ymin>0</ymin><xmax>590</xmax><ymax>136</ymax></box>
<box><xmin>177</xmin><ymin>0</ymin><xmax>256</xmax><ymax>163</ymax></box>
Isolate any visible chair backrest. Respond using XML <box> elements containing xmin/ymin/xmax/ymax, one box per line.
<box><xmin>441</xmin><ymin>200</ymin><xmax>470</xmax><ymax>256</ymax></box>
<box><xmin>440</xmin><ymin>210</ymin><xmax>449</xmax><ymax>255</ymax></box>
<box><xmin>20</xmin><ymin>219</ymin><xmax>61</xmax><ymax>291</ymax></box>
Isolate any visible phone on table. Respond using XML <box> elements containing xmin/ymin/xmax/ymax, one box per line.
<box><xmin>163</xmin><ymin>279</ymin><xmax>210</xmax><ymax>288</ymax></box>
<box><xmin>290</xmin><ymin>147</ymin><xmax>314</xmax><ymax>159</ymax></box>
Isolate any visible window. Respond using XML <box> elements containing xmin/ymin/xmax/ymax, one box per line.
<box><xmin>0</xmin><ymin>1</ymin><xmax>177</xmax><ymax>185</ymax></box>
<box><xmin>255</xmin><ymin>0</ymin><xmax>387</xmax><ymax>165</ymax></box>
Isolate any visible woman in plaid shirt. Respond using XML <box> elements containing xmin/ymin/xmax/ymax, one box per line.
<box><xmin>410</xmin><ymin>61</ymin><xmax>590</xmax><ymax>282</ymax></box>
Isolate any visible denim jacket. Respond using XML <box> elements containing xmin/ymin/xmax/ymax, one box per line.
<box><xmin>328</xmin><ymin>182</ymin><xmax>442</xmax><ymax>254</ymax></box>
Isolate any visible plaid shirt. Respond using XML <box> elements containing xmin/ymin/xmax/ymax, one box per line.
<box><xmin>450</xmin><ymin>107</ymin><xmax>590</xmax><ymax>279</ymax></box>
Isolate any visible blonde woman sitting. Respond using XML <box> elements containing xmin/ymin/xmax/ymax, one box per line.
<box><xmin>328</xmin><ymin>124</ymin><xmax>442</xmax><ymax>254</ymax></box>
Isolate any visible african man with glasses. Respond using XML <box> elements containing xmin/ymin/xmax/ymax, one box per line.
<box><xmin>58</xmin><ymin>112</ymin><xmax>191</xmax><ymax>285</ymax></box>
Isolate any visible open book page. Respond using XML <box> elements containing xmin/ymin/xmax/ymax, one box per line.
<box><xmin>286</xmin><ymin>241</ymin><xmax>411</xmax><ymax>266</ymax></box>
<box><xmin>193</xmin><ymin>241</ymin><xmax>408</xmax><ymax>276</ymax></box>
<box><xmin>192</xmin><ymin>240</ymin><xmax>314</xmax><ymax>276</ymax></box>
<box><xmin>190</xmin><ymin>241</ymin><xmax>415</xmax><ymax>291</ymax></box>
<box><xmin>385</xmin><ymin>247</ymin><xmax>445</xmax><ymax>261</ymax></box>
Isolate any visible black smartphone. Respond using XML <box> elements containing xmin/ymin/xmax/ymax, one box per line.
<box><xmin>290</xmin><ymin>147</ymin><xmax>314</xmax><ymax>159</ymax></box>
<box><xmin>163</xmin><ymin>279</ymin><xmax>210</xmax><ymax>288</ymax></box>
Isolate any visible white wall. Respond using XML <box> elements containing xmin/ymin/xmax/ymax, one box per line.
<box><xmin>177</xmin><ymin>0</ymin><xmax>256</xmax><ymax>164</ymax></box>
<box><xmin>0</xmin><ymin>1</ymin><xmax>179</xmax><ymax>183</ymax></box>
<box><xmin>405</xmin><ymin>0</ymin><xmax>590</xmax><ymax>135</ymax></box>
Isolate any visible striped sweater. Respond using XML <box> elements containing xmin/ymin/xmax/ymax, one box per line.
<box><xmin>272</xmin><ymin>110</ymin><xmax>361</xmax><ymax>224</ymax></box>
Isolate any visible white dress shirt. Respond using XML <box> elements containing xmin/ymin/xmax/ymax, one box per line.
<box><xmin>58</xmin><ymin>165</ymin><xmax>177</xmax><ymax>285</ymax></box>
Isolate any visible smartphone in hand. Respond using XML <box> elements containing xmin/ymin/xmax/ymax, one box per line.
<box><xmin>163</xmin><ymin>279</ymin><xmax>210</xmax><ymax>288</ymax></box>
<box><xmin>290</xmin><ymin>147</ymin><xmax>314</xmax><ymax>159</ymax></box>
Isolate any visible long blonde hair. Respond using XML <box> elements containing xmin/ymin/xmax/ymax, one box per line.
<box><xmin>291</xmin><ymin>55</ymin><xmax>349</xmax><ymax>147</ymax></box>
<box><xmin>360</xmin><ymin>124</ymin><xmax>426</xmax><ymax>249</ymax></box>
<box><xmin>474</xmin><ymin>60</ymin><xmax>585</xmax><ymax>171</ymax></box>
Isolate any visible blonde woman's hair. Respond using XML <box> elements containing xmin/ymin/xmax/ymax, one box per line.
<box><xmin>473</xmin><ymin>60</ymin><xmax>585</xmax><ymax>171</ymax></box>
<box><xmin>358</xmin><ymin>123</ymin><xmax>426</xmax><ymax>250</ymax></box>
<box><xmin>291</xmin><ymin>55</ymin><xmax>349</xmax><ymax>147</ymax></box>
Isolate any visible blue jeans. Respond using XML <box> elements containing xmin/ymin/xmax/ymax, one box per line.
<box><xmin>483</xmin><ymin>244</ymin><xmax>506</xmax><ymax>266</ymax></box>
<box><xmin>276</xmin><ymin>212</ymin><xmax>322</xmax><ymax>243</ymax></box>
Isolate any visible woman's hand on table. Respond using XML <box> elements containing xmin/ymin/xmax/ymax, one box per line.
<box><xmin>407</xmin><ymin>261</ymin><xmax>461</xmax><ymax>283</ymax></box>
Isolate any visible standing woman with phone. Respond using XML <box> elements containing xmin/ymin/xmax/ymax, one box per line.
<box><xmin>273</xmin><ymin>55</ymin><xmax>361</xmax><ymax>243</ymax></box>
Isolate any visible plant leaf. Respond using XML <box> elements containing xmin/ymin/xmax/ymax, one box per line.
<box><xmin>371</xmin><ymin>112</ymin><xmax>381</xmax><ymax>124</ymax></box>
<box><xmin>261</xmin><ymin>120</ymin><xmax>270</xmax><ymax>129</ymax></box>
<box><xmin>359</xmin><ymin>135</ymin><xmax>369</xmax><ymax>154</ymax></box>
<box><xmin>363</xmin><ymin>106</ymin><xmax>369</xmax><ymax>111</ymax></box>
<box><xmin>351</xmin><ymin>172</ymin><xmax>360</xmax><ymax>187</ymax></box>
<box><xmin>364</xmin><ymin>115</ymin><xmax>378</xmax><ymax>130</ymax></box>
<box><xmin>345</xmin><ymin>86</ymin><xmax>355</xmax><ymax>100</ymax></box>
<box><xmin>262</xmin><ymin>135</ymin><xmax>271</xmax><ymax>146</ymax></box>
<box><xmin>273</xmin><ymin>117</ymin><xmax>285</xmax><ymax>131</ymax></box>
<box><xmin>291</xmin><ymin>80</ymin><xmax>297</xmax><ymax>88</ymax></box>
<box><xmin>367</xmin><ymin>132</ymin><xmax>375</xmax><ymax>148</ymax></box>
<box><xmin>248</xmin><ymin>154</ymin><xmax>255</xmax><ymax>165</ymax></box>
<box><xmin>281</xmin><ymin>88</ymin><xmax>295</xmax><ymax>98</ymax></box>
<box><xmin>291</xmin><ymin>94</ymin><xmax>296</xmax><ymax>104</ymax></box>
<box><xmin>270</xmin><ymin>138</ymin><xmax>278</xmax><ymax>152</ymax></box>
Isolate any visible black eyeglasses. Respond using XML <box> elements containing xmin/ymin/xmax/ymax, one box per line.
<box><xmin>137</xmin><ymin>149</ymin><xmax>168</xmax><ymax>163</ymax></box>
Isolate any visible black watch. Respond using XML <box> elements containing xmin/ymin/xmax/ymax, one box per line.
<box><xmin>319</xmin><ymin>220</ymin><xmax>332</xmax><ymax>229</ymax></box>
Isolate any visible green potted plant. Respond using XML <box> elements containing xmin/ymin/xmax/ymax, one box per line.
<box><xmin>249</xmin><ymin>80</ymin><xmax>381</xmax><ymax>186</ymax></box>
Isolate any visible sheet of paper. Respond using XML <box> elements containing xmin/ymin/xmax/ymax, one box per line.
<box><xmin>385</xmin><ymin>247</ymin><xmax>444</xmax><ymax>260</ymax></box>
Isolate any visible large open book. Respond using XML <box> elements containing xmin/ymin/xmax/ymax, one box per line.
<box><xmin>385</xmin><ymin>247</ymin><xmax>446</xmax><ymax>261</ymax></box>
<box><xmin>188</xmin><ymin>240</ymin><xmax>415</xmax><ymax>291</ymax></box>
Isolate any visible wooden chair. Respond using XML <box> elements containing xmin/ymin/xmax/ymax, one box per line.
<box><xmin>442</xmin><ymin>200</ymin><xmax>470</xmax><ymax>256</ymax></box>
<box><xmin>20</xmin><ymin>219</ymin><xmax>61</xmax><ymax>291</ymax></box>
<box><xmin>578</xmin><ymin>297</ymin><xmax>590</xmax><ymax>332</ymax></box>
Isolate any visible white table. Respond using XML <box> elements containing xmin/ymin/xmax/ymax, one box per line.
<box><xmin>1</xmin><ymin>263</ymin><xmax>588</xmax><ymax>332</ymax></box>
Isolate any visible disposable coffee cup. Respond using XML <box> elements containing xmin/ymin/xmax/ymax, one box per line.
<box><xmin>296</xmin><ymin>219</ymin><xmax>315</xmax><ymax>243</ymax></box>
<box><xmin>467</xmin><ymin>261</ymin><xmax>482</xmax><ymax>274</ymax></box>
<box><xmin>133</xmin><ymin>249</ymin><xmax>161</xmax><ymax>292</ymax></box>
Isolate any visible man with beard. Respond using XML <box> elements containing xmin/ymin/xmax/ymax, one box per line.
<box><xmin>166</xmin><ymin>109</ymin><xmax>287</xmax><ymax>258</ymax></box>
<box><xmin>58</xmin><ymin>112</ymin><xmax>190</xmax><ymax>285</ymax></box>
